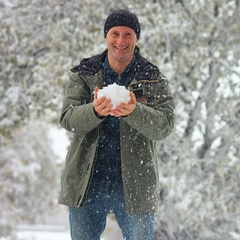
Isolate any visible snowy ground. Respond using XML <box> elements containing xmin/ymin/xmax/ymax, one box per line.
<box><xmin>0</xmin><ymin>210</ymin><xmax>122</xmax><ymax>240</ymax></box>
<box><xmin>15</xmin><ymin>225</ymin><xmax>71</xmax><ymax>240</ymax></box>
<box><xmin>10</xmin><ymin>205</ymin><xmax>72</xmax><ymax>240</ymax></box>
<box><xmin>11</xmin><ymin>213</ymin><xmax>122</xmax><ymax>240</ymax></box>
<box><xmin>13</xmin><ymin>218</ymin><xmax>122</xmax><ymax>240</ymax></box>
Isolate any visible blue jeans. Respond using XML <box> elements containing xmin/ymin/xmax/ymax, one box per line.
<box><xmin>69</xmin><ymin>178</ymin><xmax>154</xmax><ymax>240</ymax></box>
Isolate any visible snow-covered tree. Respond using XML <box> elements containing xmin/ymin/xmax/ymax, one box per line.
<box><xmin>145</xmin><ymin>1</ymin><xmax>240</xmax><ymax>239</ymax></box>
<box><xmin>0</xmin><ymin>0</ymin><xmax>239</xmax><ymax>239</ymax></box>
<box><xmin>0</xmin><ymin>120</ymin><xmax>58</xmax><ymax>237</ymax></box>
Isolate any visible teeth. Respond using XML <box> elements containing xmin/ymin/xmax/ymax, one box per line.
<box><xmin>115</xmin><ymin>46</ymin><xmax>127</xmax><ymax>50</ymax></box>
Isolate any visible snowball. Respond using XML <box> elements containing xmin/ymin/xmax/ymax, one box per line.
<box><xmin>97</xmin><ymin>83</ymin><xmax>130</xmax><ymax>110</ymax></box>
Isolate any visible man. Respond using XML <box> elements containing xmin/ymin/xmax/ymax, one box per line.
<box><xmin>59</xmin><ymin>9</ymin><xmax>175</xmax><ymax>240</ymax></box>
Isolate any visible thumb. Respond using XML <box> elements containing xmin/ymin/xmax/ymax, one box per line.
<box><xmin>94</xmin><ymin>86</ymin><xmax>99</xmax><ymax>99</ymax></box>
<box><xmin>129</xmin><ymin>91</ymin><xmax>136</xmax><ymax>104</ymax></box>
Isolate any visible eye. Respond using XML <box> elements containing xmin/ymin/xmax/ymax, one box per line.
<box><xmin>112</xmin><ymin>31</ymin><xmax>119</xmax><ymax>36</ymax></box>
<box><xmin>125</xmin><ymin>32</ymin><xmax>131</xmax><ymax>37</ymax></box>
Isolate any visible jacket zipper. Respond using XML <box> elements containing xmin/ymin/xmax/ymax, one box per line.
<box><xmin>117</xmin><ymin>74</ymin><xmax>121</xmax><ymax>84</ymax></box>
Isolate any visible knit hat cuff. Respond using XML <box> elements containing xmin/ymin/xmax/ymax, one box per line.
<box><xmin>104</xmin><ymin>10</ymin><xmax>141</xmax><ymax>39</ymax></box>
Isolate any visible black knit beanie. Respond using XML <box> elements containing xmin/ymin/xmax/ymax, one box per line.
<box><xmin>104</xmin><ymin>10</ymin><xmax>141</xmax><ymax>39</ymax></box>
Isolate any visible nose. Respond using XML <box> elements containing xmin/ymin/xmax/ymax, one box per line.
<box><xmin>116</xmin><ymin>35</ymin><xmax>126</xmax><ymax>45</ymax></box>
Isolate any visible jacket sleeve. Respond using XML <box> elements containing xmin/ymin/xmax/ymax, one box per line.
<box><xmin>123</xmin><ymin>73</ymin><xmax>175</xmax><ymax>141</ymax></box>
<box><xmin>59</xmin><ymin>71</ymin><xmax>103</xmax><ymax>135</ymax></box>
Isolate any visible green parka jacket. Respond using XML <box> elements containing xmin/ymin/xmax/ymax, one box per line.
<box><xmin>58</xmin><ymin>48</ymin><xmax>175</xmax><ymax>215</ymax></box>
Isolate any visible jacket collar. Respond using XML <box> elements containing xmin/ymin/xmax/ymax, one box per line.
<box><xmin>71</xmin><ymin>46</ymin><xmax>159</xmax><ymax>81</ymax></box>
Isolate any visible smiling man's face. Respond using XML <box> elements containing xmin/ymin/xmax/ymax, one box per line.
<box><xmin>106</xmin><ymin>26</ymin><xmax>138</xmax><ymax>65</ymax></box>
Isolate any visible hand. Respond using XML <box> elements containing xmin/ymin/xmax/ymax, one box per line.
<box><xmin>111</xmin><ymin>91</ymin><xmax>136</xmax><ymax>117</ymax></box>
<box><xmin>93</xmin><ymin>87</ymin><xmax>113</xmax><ymax>117</ymax></box>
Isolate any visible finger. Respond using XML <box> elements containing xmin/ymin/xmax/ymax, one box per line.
<box><xmin>99</xmin><ymin>97</ymin><xmax>111</xmax><ymax>108</ymax></box>
<box><xmin>113</xmin><ymin>106</ymin><xmax>129</xmax><ymax>117</ymax></box>
<box><xmin>129</xmin><ymin>91</ymin><xmax>136</xmax><ymax>104</ymax></box>
<box><xmin>94</xmin><ymin>86</ymin><xmax>99</xmax><ymax>100</ymax></box>
<box><xmin>119</xmin><ymin>102</ymin><xmax>131</xmax><ymax>111</ymax></box>
<box><xmin>95</xmin><ymin>98</ymin><xmax>113</xmax><ymax>116</ymax></box>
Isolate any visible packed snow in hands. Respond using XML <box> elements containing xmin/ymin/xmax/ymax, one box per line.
<box><xmin>97</xmin><ymin>83</ymin><xmax>130</xmax><ymax>110</ymax></box>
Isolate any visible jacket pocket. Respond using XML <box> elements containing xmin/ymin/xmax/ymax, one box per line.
<box><xmin>128</xmin><ymin>80</ymin><xmax>159</xmax><ymax>105</ymax></box>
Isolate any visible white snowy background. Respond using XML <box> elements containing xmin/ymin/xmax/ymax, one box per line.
<box><xmin>0</xmin><ymin>0</ymin><xmax>239</xmax><ymax>239</ymax></box>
